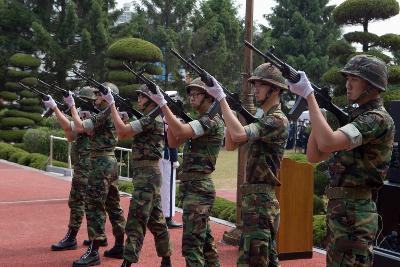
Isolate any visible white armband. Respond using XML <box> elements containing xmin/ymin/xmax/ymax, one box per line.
<box><xmin>339</xmin><ymin>123</ymin><xmax>362</xmax><ymax>150</ymax></box>
<box><xmin>130</xmin><ymin>120</ymin><xmax>143</xmax><ymax>133</ymax></box>
<box><xmin>188</xmin><ymin>120</ymin><xmax>205</xmax><ymax>138</ymax></box>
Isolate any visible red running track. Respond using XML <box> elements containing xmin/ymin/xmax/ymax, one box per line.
<box><xmin>0</xmin><ymin>160</ymin><xmax>326</xmax><ymax>267</ymax></box>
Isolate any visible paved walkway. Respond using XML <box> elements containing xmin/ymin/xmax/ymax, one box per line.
<box><xmin>0</xmin><ymin>160</ymin><xmax>326</xmax><ymax>266</ymax></box>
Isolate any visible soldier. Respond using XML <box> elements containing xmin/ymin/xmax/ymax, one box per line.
<box><xmin>149</xmin><ymin>78</ymin><xmax>224</xmax><ymax>267</ymax></box>
<box><xmin>101</xmin><ymin>85</ymin><xmax>173</xmax><ymax>267</ymax></box>
<box><xmin>286</xmin><ymin>55</ymin><xmax>395</xmax><ymax>266</ymax></box>
<box><xmin>43</xmin><ymin>87</ymin><xmax>108</xmax><ymax>251</ymax></box>
<box><xmin>203</xmin><ymin>64</ymin><xmax>289</xmax><ymax>267</ymax></box>
<box><xmin>62</xmin><ymin>83</ymin><xmax>126</xmax><ymax>267</ymax></box>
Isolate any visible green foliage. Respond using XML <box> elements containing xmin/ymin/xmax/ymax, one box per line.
<box><xmin>8</xmin><ymin>151</ymin><xmax>30</xmax><ymax>164</ymax></box>
<box><xmin>379</xmin><ymin>33</ymin><xmax>400</xmax><ymax>51</ymax></box>
<box><xmin>284</xmin><ymin>151</ymin><xmax>308</xmax><ymax>164</ymax></box>
<box><xmin>314</xmin><ymin>162</ymin><xmax>330</xmax><ymax>196</ymax></box>
<box><xmin>212</xmin><ymin>197</ymin><xmax>236</xmax><ymax>223</ymax></box>
<box><xmin>344</xmin><ymin>31</ymin><xmax>379</xmax><ymax>47</ymax></box>
<box><xmin>19</xmin><ymin>97</ymin><xmax>39</xmax><ymax>106</ymax></box>
<box><xmin>106</xmin><ymin>58</ymin><xmax>124</xmax><ymax>69</ymax></box>
<box><xmin>4</xmin><ymin>110</ymin><xmax>42</xmax><ymax>123</ymax></box>
<box><xmin>23</xmin><ymin>127</ymin><xmax>67</xmax><ymax>162</ymax></box>
<box><xmin>19</xmin><ymin>90</ymin><xmax>35</xmax><ymax>98</ymax></box>
<box><xmin>383</xmin><ymin>88</ymin><xmax>400</xmax><ymax>110</ymax></box>
<box><xmin>39</xmin><ymin>116</ymin><xmax>62</xmax><ymax>129</ymax></box>
<box><xmin>6</xmin><ymin>69</ymin><xmax>32</xmax><ymax>79</ymax></box>
<box><xmin>5</xmin><ymin>82</ymin><xmax>18</xmax><ymax>91</ymax></box>
<box><xmin>20</xmin><ymin>77</ymin><xmax>38</xmax><ymax>86</ymax></box>
<box><xmin>119</xmin><ymin>84</ymin><xmax>141</xmax><ymax>99</ymax></box>
<box><xmin>313</xmin><ymin>194</ymin><xmax>326</xmax><ymax>215</ymax></box>
<box><xmin>19</xmin><ymin>105</ymin><xmax>43</xmax><ymax>113</ymax></box>
<box><xmin>0</xmin><ymin>91</ymin><xmax>18</xmax><ymax>101</ymax></box>
<box><xmin>0</xmin><ymin>117</ymin><xmax>35</xmax><ymax>128</ymax></box>
<box><xmin>118</xmin><ymin>181</ymin><xmax>133</xmax><ymax>194</ymax></box>
<box><xmin>117</xmin><ymin>137</ymin><xmax>133</xmax><ymax>149</ymax></box>
<box><xmin>322</xmin><ymin>67</ymin><xmax>346</xmax><ymax>96</ymax></box>
<box><xmin>333</xmin><ymin>0</ymin><xmax>399</xmax><ymax>25</ymax></box>
<box><xmin>141</xmin><ymin>63</ymin><xmax>163</xmax><ymax>75</ymax></box>
<box><xmin>327</xmin><ymin>39</ymin><xmax>355</xmax><ymax>65</ymax></box>
<box><xmin>9</xmin><ymin>53</ymin><xmax>40</xmax><ymax>68</ymax></box>
<box><xmin>0</xmin><ymin>129</ymin><xmax>27</xmax><ymax>142</ymax></box>
<box><xmin>313</xmin><ymin>215</ymin><xmax>327</xmax><ymax>248</ymax></box>
<box><xmin>28</xmin><ymin>153</ymin><xmax>49</xmax><ymax>169</ymax></box>
<box><xmin>107</xmin><ymin>71</ymin><xmax>135</xmax><ymax>83</ymax></box>
<box><xmin>107</xmin><ymin>38</ymin><xmax>163</xmax><ymax>62</ymax></box>
<box><xmin>267</xmin><ymin>0</ymin><xmax>340</xmax><ymax>83</ymax></box>
<box><xmin>388</xmin><ymin>66</ymin><xmax>400</xmax><ymax>83</ymax></box>
<box><xmin>356</xmin><ymin>49</ymin><xmax>392</xmax><ymax>63</ymax></box>
<box><xmin>0</xmin><ymin>142</ymin><xmax>26</xmax><ymax>160</ymax></box>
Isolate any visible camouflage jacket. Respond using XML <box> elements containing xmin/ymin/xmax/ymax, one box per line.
<box><xmin>328</xmin><ymin>99</ymin><xmax>395</xmax><ymax>189</ymax></box>
<box><xmin>82</xmin><ymin>108</ymin><xmax>117</xmax><ymax>153</ymax></box>
<box><xmin>71</xmin><ymin>133</ymin><xmax>91</xmax><ymax>164</ymax></box>
<box><xmin>181</xmin><ymin>113</ymin><xmax>224</xmax><ymax>174</ymax></box>
<box><xmin>244</xmin><ymin>104</ymin><xmax>289</xmax><ymax>185</ymax></box>
<box><xmin>130</xmin><ymin>115</ymin><xmax>164</xmax><ymax>161</ymax></box>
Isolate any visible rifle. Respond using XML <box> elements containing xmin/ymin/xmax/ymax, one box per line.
<box><xmin>244</xmin><ymin>40</ymin><xmax>348</xmax><ymax>126</ymax></box>
<box><xmin>170</xmin><ymin>49</ymin><xmax>257</xmax><ymax>124</ymax></box>
<box><xmin>122</xmin><ymin>62</ymin><xmax>193</xmax><ymax>123</ymax></box>
<box><xmin>72</xmin><ymin>70</ymin><xmax>145</xmax><ymax>119</ymax></box>
<box><xmin>18</xmin><ymin>82</ymin><xmax>65</xmax><ymax>117</ymax></box>
<box><xmin>38</xmin><ymin>79</ymin><xmax>99</xmax><ymax>114</ymax></box>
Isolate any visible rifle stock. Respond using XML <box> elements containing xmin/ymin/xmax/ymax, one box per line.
<box><xmin>244</xmin><ymin>40</ymin><xmax>348</xmax><ymax>126</ymax></box>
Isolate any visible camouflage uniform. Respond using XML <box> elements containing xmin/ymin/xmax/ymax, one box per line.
<box><xmin>68</xmin><ymin>133</ymin><xmax>91</xmax><ymax>232</ymax></box>
<box><xmin>324</xmin><ymin>55</ymin><xmax>395</xmax><ymax>267</ymax></box>
<box><xmin>82</xmin><ymin>108</ymin><xmax>126</xmax><ymax>242</ymax></box>
<box><xmin>238</xmin><ymin>104</ymin><xmax>288</xmax><ymax>267</ymax></box>
<box><xmin>179</xmin><ymin>113</ymin><xmax>224</xmax><ymax>267</ymax></box>
<box><xmin>325</xmin><ymin>99</ymin><xmax>394</xmax><ymax>266</ymax></box>
<box><xmin>123</xmin><ymin>115</ymin><xmax>172</xmax><ymax>263</ymax></box>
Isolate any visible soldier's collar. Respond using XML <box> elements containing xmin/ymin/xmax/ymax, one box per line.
<box><xmin>349</xmin><ymin>98</ymin><xmax>383</xmax><ymax>121</ymax></box>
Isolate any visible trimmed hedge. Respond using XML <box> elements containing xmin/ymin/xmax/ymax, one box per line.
<box><xmin>23</xmin><ymin>127</ymin><xmax>67</xmax><ymax>162</ymax></box>
<box><xmin>388</xmin><ymin>66</ymin><xmax>400</xmax><ymax>83</ymax></box>
<box><xmin>5</xmin><ymin>82</ymin><xmax>19</xmax><ymax>91</ymax></box>
<box><xmin>107</xmin><ymin>70</ymin><xmax>135</xmax><ymax>83</ymax></box>
<box><xmin>39</xmin><ymin>116</ymin><xmax>62</xmax><ymax>129</ymax></box>
<box><xmin>119</xmin><ymin>84</ymin><xmax>141</xmax><ymax>98</ymax></box>
<box><xmin>0</xmin><ymin>91</ymin><xmax>18</xmax><ymax>101</ymax></box>
<box><xmin>107</xmin><ymin>38</ymin><xmax>163</xmax><ymax>62</ymax></box>
<box><xmin>4</xmin><ymin>110</ymin><xmax>42</xmax><ymax>123</ymax></box>
<box><xmin>0</xmin><ymin>129</ymin><xmax>27</xmax><ymax>142</ymax></box>
<box><xmin>20</xmin><ymin>77</ymin><xmax>38</xmax><ymax>86</ymax></box>
<box><xmin>19</xmin><ymin>89</ymin><xmax>35</xmax><ymax>98</ymax></box>
<box><xmin>0</xmin><ymin>117</ymin><xmax>35</xmax><ymax>128</ymax></box>
<box><xmin>9</xmin><ymin>53</ymin><xmax>41</xmax><ymax>68</ymax></box>
<box><xmin>7</xmin><ymin>69</ymin><xmax>32</xmax><ymax>79</ymax></box>
<box><xmin>19</xmin><ymin>105</ymin><xmax>43</xmax><ymax>113</ymax></box>
<box><xmin>19</xmin><ymin>97</ymin><xmax>40</xmax><ymax>106</ymax></box>
<box><xmin>313</xmin><ymin>215</ymin><xmax>327</xmax><ymax>248</ymax></box>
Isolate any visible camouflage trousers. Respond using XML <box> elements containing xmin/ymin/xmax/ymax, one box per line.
<box><xmin>124</xmin><ymin>165</ymin><xmax>172</xmax><ymax>263</ymax></box>
<box><xmin>238</xmin><ymin>191</ymin><xmax>280</xmax><ymax>267</ymax></box>
<box><xmin>86</xmin><ymin>155</ymin><xmax>126</xmax><ymax>241</ymax></box>
<box><xmin>326</xmin><ymin>198</ymin><xmax>378</xmax><ymax>267</ymax></box>
<box><xmin>180</xmin><ymin>176</ymin><xmax>220</xmax><ymax>267</ymax></box>
<box><xmin>68</xmin><ymin>155</ymin><xmax>90</xmax><ymax>232</ymax></box>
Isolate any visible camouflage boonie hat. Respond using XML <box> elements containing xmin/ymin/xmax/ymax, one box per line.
<box><xmin>135</xmin><ymin>84</ymin><xmax>157</xmax><ymax>104</ymax></box>
<box><xmin>340</xmin><ymin>55</ymin><xmax>387</xmax><ymax>92</ymax></box>
<box><xmin>77</xmin><ymin>86</ymin><xmax>96</xmax><ymax>100</ymax></box>
<box><xmin>100</xmin><ymin>82</ymin><xmax>119</xmax><ymax>94</ymax></box>
<box><xmin>185</xmin><ymin>77</ymin><xmax>208</xmax><ymax>95</ymax></box>
<box><xmin>248</xmin><ymin>63</ymin><xmax>288</xmax><ymax>90</ymax></box>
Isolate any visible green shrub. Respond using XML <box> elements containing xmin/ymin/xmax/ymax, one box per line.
<box><xmin>19</xmin><ymin>90</ymin><xmax>35</xmax><ymax>98</ymax></box>
<box><xmin>119</xmin><ymin>84</ymin><xmax>141</xmax><ymax>99</ymax></box>
<box><xmin>314</xmin><ymin>161</ymin><xmax>330</xmax><ymax>196</ymax></box>
<box><xmin>0</xmin><ymin>117</ymin><xmax>35</xmax><ymax>128</ymax></box>
<box><xmin>7</xmin><ymin>69</ymin><xmax>32</xmax><ymax>79</ymax></box>
<box><xmin>118</xmin><ymin>181</ymin><xmax>133</xmax><ymax>193</ymax></box>
<box><xmin>0</xmin><ymin>142</ymin><xmax>26</xmax><ymax>160</ymax></box>
<box><xmin>19</xmin><ymin>105</ymin><xmax>43</xmax><ymax>113</ymax></box>
<box><xmin>388</xmin><ymin>66</ymin><xmax>400</xmax><ymax>84</ymax></box>
<box><xmin>211</xmin><ymin>197</ymin><xmax>236</xmax><ymax>223</ymax></box>
<box><xmin>8</xmin><ymin>151</ymin><xmax>30</xmax><ymax>163</ymax></box>
<box><xmin>5</xmin><ymin>82</ymin><xmax>19</xmax><ymax>91</ymax></box>
<box><xmin>107</xmin><ymin>70</ymin><xmax>135</xmax><ymax>83</ymax></box>
<box><xmin>39</xmin><ymin>116</ymin><xmax>62</xmax><ymax>129</ymax></box>
<box><xmin>284</xmin><ymin>151</ymin><xmax>309</xmax><ymax>163</ymax></box>
<box><xmin>0</xmin><ymin>91</ymin><xmax>18</xmax><ymax>101</ymax></box>
<box><xmin>20</xmin><ymin>77</ymin><xmax>38</xmax><ymax>86</ymax></box>
<box><xmin>0</xmin><ymin>129</ymin><xmax>27</xmax><ymax>142</ymax></box>
<box><xmin>17</xmin><ymin>152</ymin><xmax>31</xmax><ymax>166</ymax></box>
<box><xmin>53</xmin><ymin>160</ymin><xmax>69</xmax><ymax>168</ymax></box>
<box><xmin>28</xmin><ymin>153</ymin><xmax>49</xmax><ymax>169</ymax></box>
<box><xmin>107</xmin><ymin>38</ymin><xmax>163</xmax><ymax>62</ymax></box>
<box><xmin>313</xmin><ymin>194</ymin><xmax>326</xmax><ymax>215</ymax></box>
<box><xmin>23</xmin><ymin>127</ymin><xmax>67</xmax><ymax>162</ymax></box>
<box><xmin>9</xmin><ymin>53</ymin><xmax>41</xmax><ymax>68</ymax></box>
<box><xmin>313</xmin><ymin>215</ymin><xmax>327</xmax><ymax>248</ymax></box>
<box><xmin>19</xmin><ymin>97</ymin><xmax>40</xmax><ymax>106</ymax></box>
<box><xmin>383</xmin><ymin>88</ymin><xmax>400</xmax><ymax>110</ymax></box>
<box><xmin>4</xmin><ymin>110</ymin><xmax>42</xmax><ymax>123</ymax></box>
<box><xmin>106</xmin><ymin>59</ymin><xmax>124</xmax><ymax>69</ymax></box>
<box><xmin>141</xmin><ymin>63</ymin><xmax>163</xmax><ymax>75</ymax></box>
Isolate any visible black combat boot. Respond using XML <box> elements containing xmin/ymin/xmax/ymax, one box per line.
<box><xmin>104</xmin><ymin>235</ymin><xmax>124</xmax><ymax>259</ymax></box>
<box><xmin>83</xmin><ymin>238</ymin><xmax>108</xmax><ymax>247</ymax></box>
<box><xmin>166</xmin><ymin>217</ymin><xmax>182</xmax><ymax>229</ymax></box>
<box><xmin>121</xmin><ymin>259</ymin><xmax>132</xmax><ymax>267</ymax></box>
<box><xmin>51</xmin><ymin>228</ymin><xmax>78</xmax><ymax>251</ymax></box>
<box><xmin>160</xmin><ymin>256</ymin><xmax>172</xmax><ymax>267</ymax></box>
<box><xmin>72</xmin><ymin>241</ymin><xmax>100</xmax><ymax>267</ymax></box>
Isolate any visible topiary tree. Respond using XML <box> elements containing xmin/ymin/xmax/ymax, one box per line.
<box><xmin>322</xmin><ymin>0</ymin><xmax>400</xmax><ymax>107</ymax></box>
<box><xmin>0</xmin><ymin>53</ymin><xmax>43</xmax><ymax>143</ymax></box>
<box><xmin>105</xmin><ymin>38</ymin><xmax>163</xmax><ymax>103</ymax></box>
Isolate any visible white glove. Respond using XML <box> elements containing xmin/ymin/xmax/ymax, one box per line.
<box><xmin>205</xmin><ymin>76</ymin><xmax>226</xmax><ymax>101</ymax></box>
<box><xmin>101</xmin><ymin>89</ymin><xmax>115</xmax><ymax>105</ymax></box>
<box><xmin>285</xmin><ymin>71</ymin><xmax>314</xmax><ymax>98</ymax></box>
<box><xmin>172</xmin><ymin>161</ymin><xmax>180</xmax><ymax>169</ymax></box>
<box><xmin>63</xmin><ymin>91</ymin><xmax>75</xmax><ymax>107</ymax></box>
<box><xmin>149</xmin><ymin>86</ymin><xmax>167</xmax><ymax>107</ymax></box>
<box><xmin>43</xmin><ymin>95</ymin><xmax>57</xmax><ymax>110</ymax></box>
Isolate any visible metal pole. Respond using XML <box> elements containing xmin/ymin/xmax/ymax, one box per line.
<box><xmin>223</xmin><ymin>0</ymin><xmax>254</xmax><ymax>246</ymax></box>
<box><xmin>49</xmin><ymin>135</ymin><xmax>54</xmax><ymax>166</ymax></box>
<box><xmin>67</xmin><ymin>142</ymin><xmax>72</xmax><ymax>169</ymax></box>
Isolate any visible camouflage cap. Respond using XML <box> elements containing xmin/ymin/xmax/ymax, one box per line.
<box><xmin>185</xmin><ymin>77</ymin><xmax>207</xmax><ymax>94</ymax></box>
<box><xmin>248</xmin><ymin>63</ymin><xmax>288</xmax><ymax>90</ymax></box>
<box><xmin>340</xmin><ymin>54</ymin><xmax>387</xmax><ymax>92</ymax></box>
<box><xmin>135</xmin><ymin>84</ymin><xmax>157</xmax><ymax>103</ymax></box>
<box><xmin>101</xmin><ymin>82</ymin><xmax>119</xmax><ymax>94</ymax></box>
<box><xmin>77</xmin><ymin>86</ymin><xmax>96</xmax><ymax>100</ymax></box>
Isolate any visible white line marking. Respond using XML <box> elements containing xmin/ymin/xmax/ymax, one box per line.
<box><xmin>0</xmin><ymin>198</ymin><xmax>68</xmax><ymax>204</ymax></box>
